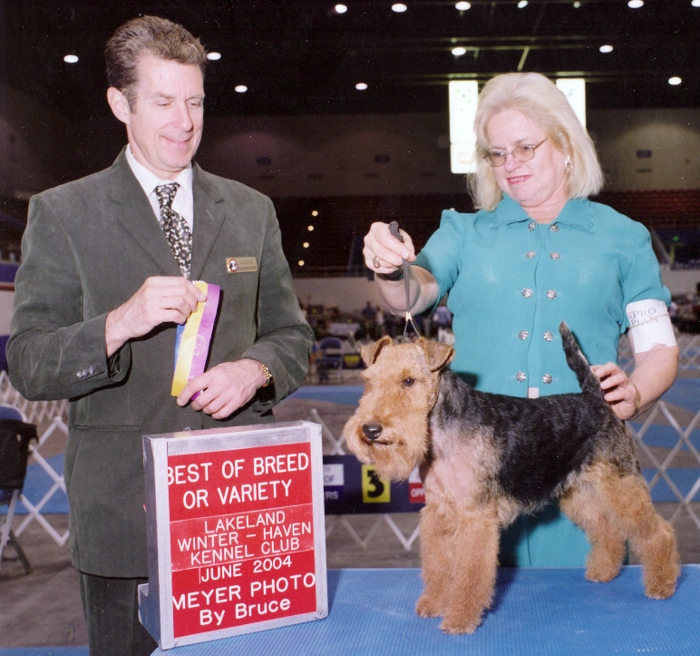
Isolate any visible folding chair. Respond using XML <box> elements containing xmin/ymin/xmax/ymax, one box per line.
<box><xmin>0</xmin><ymin>404</ymin><xmax>37</xmax><ymax>573</ymax></box>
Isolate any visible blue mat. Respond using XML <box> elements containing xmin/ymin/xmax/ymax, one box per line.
<box><xmin>661</xmin><ymin>378</ymin><xmax>700</xmax><ymax>413</ymax></box>
<box><xmin>0</xmin><ymin>649</ymin><xmax>88</xmax><ymax>656</ymax></box>
<box><xmin>0</xmin><ymin>454</ymin><xmax>69</xmax><ymax>515</ymax></box>
<box><xmin>629</xmin><ymin>423</ymin><xmax>700</xmax><ymax>452</ymax></box>
<box><xmin>643</xmin><ymin>468</ymin><xmax>700</xmax><ymax>502</ymax></box>
<box><xmin>149</xmin><ymin>566</ymin><xmax>700</xmax><ymax>655</ymax></box>
<box><xmin>289</xmin><ymin>385</ymin><xmax>364</xmax><ymax>407</ymax></box>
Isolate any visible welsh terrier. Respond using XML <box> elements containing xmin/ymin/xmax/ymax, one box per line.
<box><xmin>344</xmin><ymin>323</ymin><xmax>680</xmax><ymax>634</ymax></box>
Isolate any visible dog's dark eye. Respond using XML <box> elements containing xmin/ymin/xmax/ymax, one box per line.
<box><xmin>402</xmin><ymin>378</ymin><xmax>415</xmax><ymax>388</ymax></box>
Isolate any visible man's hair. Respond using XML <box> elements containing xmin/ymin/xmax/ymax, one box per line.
<box><xmin>105</xmin><ymin>16</ymin><xmax>207</xmax><ymax>108</ymax></box>
<box><xmin>468</xmin><ymin>72</ymin><xmax>604</xmax><ymax>211</ymax></box>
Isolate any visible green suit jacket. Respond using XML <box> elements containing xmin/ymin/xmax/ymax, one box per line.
<box><xmin>7</xmin><ymin>149</ymin><xmax>314</xmax><ymax>577</ymax></box>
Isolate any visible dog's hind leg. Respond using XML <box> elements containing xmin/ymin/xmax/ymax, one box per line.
<box><xmin>597</xmin><ymin>466</ymin><xmax>680</xmax><ymax>599</ymax></box>
<box><xmin>560</xmin><ymin>478</ymin><xmax>627</xmax><ymax>583</ymax></box>
<box><xmin>565</xmin><ymin>462</ymin><xmax>680</xmax><ymax>598</ymax></box>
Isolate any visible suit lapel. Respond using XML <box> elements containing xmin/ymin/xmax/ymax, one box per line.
<box><xmin>109</xmin><ymin>149</ymin><xmax>181</xmax><ymax>276</ymax></box>
<box><xmin>191</xmin><ymin>163</ymin><xmax>227</xmax><ymax>281</ymax></box>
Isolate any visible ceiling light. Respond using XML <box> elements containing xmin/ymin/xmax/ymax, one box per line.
<box><xmin>311</xmin><ymin>210</ymin><xmax>319</xmax><ymax>216</ymax></box>
<box><xmin>303</xmin><ymin>242</ymin><xmax>310</xmax><ymax>248</ymax></box>
<box><xmin>234</xmin><ymin>85</ymin><xmax>248</xmax><ymax>93</ymax></box>
<box><xmin>573</xmin><ymin>1</ymin><xmax>581</xmax><ymax>7</ymax></box>
<box><xmin>63</xmin><ymin>54</ymin><xmax>79</xmax><ymax>64</ymax></box>
<box><xmin>207</xmin><ymin>52</ymin><xmax>222</xmax><ymax>61</ymax></box>
<box><xmin>298</xmin><ymin>260</ymin><xmax>305</xmax><ymax>266</ymax></box>
<box><xmin>627</xmin><ymin>0</ymin><xmax>643</xmax><ymax>7</ymax></box>
<box><xmin>517</xmin><ymin>1</ymin><xmax>528</xmax><ymax>8</ymax></box>
<box><xmin>452</xmin><ymin>46</ymin><xmax>467</xmax><ymax>56</ymax></box>
<box><xmin>355</xmin><ymin>82</ymin><xmax>368</xmax><ymax>90</ymax></box>
<box><xmin>455</xmin><ymin>1</ymin><xmax>471</xmax><ymax>9</ymax></box>
<box><xmin>692</xmin><ymin>0</ymin><xmax>700</xmax><ymax>7</ymax></box>
<box><xmin>668</xmin><ymin>77</ymin><xmax>682</xmax><ymax>86</ymax></box>
<box><xmin>334</xmin><ymin>3</ymin><xmax>348</xmax><ymax>13</ymax></box>
<box><xmin>391</xmin><ymin>3</ymin><xmax>408</xmax><ymax>12</ymax></box>
<box><xmin>599</xmin><ymin>44</ymin><xmax>614</xmax><ymax>53</ymax></box>
<box><xmin>308</xmin><ymin>225</ymin><xmax>315</xmax><ymax>231</ymax></box>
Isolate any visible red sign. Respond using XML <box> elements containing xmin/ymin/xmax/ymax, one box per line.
<box><xmin>166</xmin><ymin>442</ymin><xmax>317</xmax><ymax>638</ymax></box>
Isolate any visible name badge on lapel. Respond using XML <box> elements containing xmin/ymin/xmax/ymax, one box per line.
<box><xmin>226</xmin><ymin>257</ymin><xmax>257</xmax><ymax>273</ymax></box>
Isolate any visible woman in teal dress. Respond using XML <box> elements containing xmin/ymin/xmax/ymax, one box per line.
<box><xmin>363</xmin><ymin>72</ymin><xmax>679</xmax><ymax>567</ymax></box>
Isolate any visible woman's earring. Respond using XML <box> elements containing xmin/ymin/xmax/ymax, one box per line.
<box><xmin>565</xmin><ymin>155</ymin><xmax>573</xmax><ymax>170</ymax></box>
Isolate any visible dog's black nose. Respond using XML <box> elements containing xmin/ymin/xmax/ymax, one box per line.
<box><xmin>362</xmin><ymin>423</ymin><xmax>383</xmax><ymax>441</ymax></box>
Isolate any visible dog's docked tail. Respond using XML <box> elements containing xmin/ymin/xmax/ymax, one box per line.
<box><xmin>559</xmin><ymin>322</ymin><xmax>605</xmax><ymax>401</ymax></box>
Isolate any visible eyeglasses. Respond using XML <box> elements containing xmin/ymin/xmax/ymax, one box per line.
<box><xmin>483</xmin><ymin>137</ymin><xmax>548</xmax><ymax>168</ymax></box>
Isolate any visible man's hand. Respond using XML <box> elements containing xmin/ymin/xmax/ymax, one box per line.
<box><xmin>177</xmin><ymin>359</ymin><xmax>269</xmax><ymax>420</ymax></box>
<box><xmin>105</xmin><ymin>276</ymin><xmax>206</xmax><ymax>356</ymax></box>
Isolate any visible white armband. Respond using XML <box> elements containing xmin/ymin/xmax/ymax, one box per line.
<box><xmin>626</xmin><ymin>299</ymin><xmax>677</xmax><ymax>354</ymax></box>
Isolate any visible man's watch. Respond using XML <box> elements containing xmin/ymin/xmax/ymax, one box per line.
<box><xmin>260</xmin><ymin>363</ymin><xmax>273</xmax><ymax>388</ymax></box>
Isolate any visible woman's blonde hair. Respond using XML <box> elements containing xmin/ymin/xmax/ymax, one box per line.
<box><xmin>468</xmin><ymin>72</ymin><xmax>604</xmax><ymax>211</ymax></box>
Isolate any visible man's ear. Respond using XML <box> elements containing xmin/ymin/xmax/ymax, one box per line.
<box><xmin>107</xmin><ymin>87</ymin><xmax>131</xmax><ymax>126</ymax></box>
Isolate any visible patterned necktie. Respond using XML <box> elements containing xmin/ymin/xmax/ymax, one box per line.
<box><xmin>155</xmin><ymin>182</ymin><xmax>192</xmax><ymax>279</ymax></box>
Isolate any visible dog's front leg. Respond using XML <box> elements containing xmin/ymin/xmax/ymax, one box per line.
<box><xmin>416</xmin><ymin>501</ymin><xmax>451</xmax><ymax>619</ymax></box>
<box><xmin>440</xmin><ymin>503</ymin><xmax>500</xmax><ymax>635</ymax></box>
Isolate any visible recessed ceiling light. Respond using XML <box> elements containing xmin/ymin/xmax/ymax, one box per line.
<box><xmin>599</xmin><ymin>44</ymin><xmax>614</xmax><ymax>53</ymax></box>
<box><xmin>303</xmin><ymin>242</ymin><xmax>310</xmax><ymax>248</ymax></box>
<box><xmin>207</xmin><ymin>52</ymin><xmax>222</xmax><ymax>61</ymax></box>
<box><xmin>307</xmin><ymin>225</ymin><xmax>315</xmax><ymax>231</ymax></box>
<box><xmin>668</xmin><ymin>76</ymin><xmax>682</xmax><ymax>86</ymax></box>
<box><xmin>452</xmin><ymin>46</ymin><xmax>467</xmax><ymax>56</ymax></box>
<box><xmin>63</xmin><ymin>54</ymin><xmax>79</xmax><ymax>64</ymax></box>
<box><xmin>234</xmin><ymin>85</ymin><xmax>248</xmax><ymax>93</ymax></box>
<box><xmin>573</xmin><ymin>1</ymin><xmax>581</xmax><ymax>7</ymax></box>
<box><xmin>627</xmin><ymin>0</ymin><xmax>643</xmax><ymax>7</ymax></box>
<box><xmin>334</xmin><ymin>3</ymin><xmax>348</xmax><ymax>13</ymax></box>
<box><xmin>692</xmin><ymin>0</ymin><xmax>700</xmax><ymax>7</ymax></box>
<box><xmin>298</xmin><ymin>260</ymin><xmax>305</xmax><ymax>266</ymax></box>
<box><xmin>455</xmin><ymin>1</ymin><xmax>471</xmax><ymax>9</ymax></box>
<box><xmin>311</xmin><ymin>210</ymin><xmax>319</xmax><ymax>216</ymax></box>
<box><xmin>355</xmin><ymin>82</ymin><xmax>368</xmax><ymax>90</ymax></box>
<box><xmin>391</xmin><ymin>3</ymin><xmax>408</xmax><ymax>12</ymax></box>
<box><xmin>517</xmin><ymin>1</ymin><xmax>529</xmax><ymax>8</ymax></box>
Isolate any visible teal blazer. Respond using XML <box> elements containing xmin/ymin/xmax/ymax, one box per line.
<box><xmin>7</xmin><ymin>150</ymin><xmax>314</xmax><ymax>578</ymax></box>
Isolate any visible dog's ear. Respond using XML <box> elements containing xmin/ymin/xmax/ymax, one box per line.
<box><xmin>360</xmin><ymin>335</ymin><xmax>393</xmax><ymax>366</ymax></box>
<box><xmin>416</xmin><ymin>338</ymin><xmax>455</xmax><ymax>372</ymax></box>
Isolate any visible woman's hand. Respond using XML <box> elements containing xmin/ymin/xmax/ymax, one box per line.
<box><xmin>363</xmin><ymin>222</ymin><xmax>416</xmax><ymax>275</ymax></box>
<box><xmin>591</xmin><ymin>362</ymin><xmax>641</xmax><ymax>420</ymax></box>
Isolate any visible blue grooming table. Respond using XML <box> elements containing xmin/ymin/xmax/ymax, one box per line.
<box><xmin>151</xmin><ymin>566</ymin><xmax>700</xmax><ymax>655</ymax></box>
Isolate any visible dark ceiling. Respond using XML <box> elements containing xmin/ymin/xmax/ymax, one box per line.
<box><xmin>1</xmin><ymin>0</ymin><xmax>699</xmax><ymax>121</ymax></box>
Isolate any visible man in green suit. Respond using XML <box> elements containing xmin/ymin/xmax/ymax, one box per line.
<box><xmin>7</xmin><ymin>16</ymin><xmax>313</xmax><ymax>655</ymax></box>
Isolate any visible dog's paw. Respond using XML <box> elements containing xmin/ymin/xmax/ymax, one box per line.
<box><xmin>585</xmin><ymin>561</ymin><xmax>620</xmax><ymax>583</ymax></box>
<box><xmin>644</xmin><ymin>568</ymin><xmax>679</xmax><ymax>600</ymax></box>
<box><xmin>416</xmin><ymin>593</ymin><xmax>443</xmax><ymax>618</ymax></box>
<box><xmin>439</xmin><ymin>612</ymin><xmax>482</xmax><ymax>635</ymax></box>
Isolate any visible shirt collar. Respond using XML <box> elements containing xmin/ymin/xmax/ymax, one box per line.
<box><xmin>489</xmin><ymin>194</ymin><xmax>596</xmax><ymax>232</ymax></box>
<box><xmin>125</xmin><ymin>145</ymin><xmax>193</xmax><ymax>198</ymax></box>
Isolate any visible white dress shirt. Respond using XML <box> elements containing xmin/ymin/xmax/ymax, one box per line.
<box><xmin>125</xmin><ymin>145</ymin><xmax>194</xmax><ymax>231</ymax></box>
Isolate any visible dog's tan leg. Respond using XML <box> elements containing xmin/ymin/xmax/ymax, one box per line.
<box><xmin>566</xmin><ymin>462</ymin><xmax>680</xmax><ymax>599</ymax></box>
<box><xmin>438</xmin><ymin>503</ymin><xmax>500</xmax><ymax>635</ymax></box>
<box><xmin>416</xmin><ymin>502</ymin><xmax>450</xmax><ymax>619</ymax></box>
<box><xmin>560</xmin><ymin>481</ymin><xmax>626</xmax><ymax>583</ymax></box>
<box><xmin>596</xmin><ymin>466</ymin><xmax>680</xmax><ymax>599</ymax></box>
